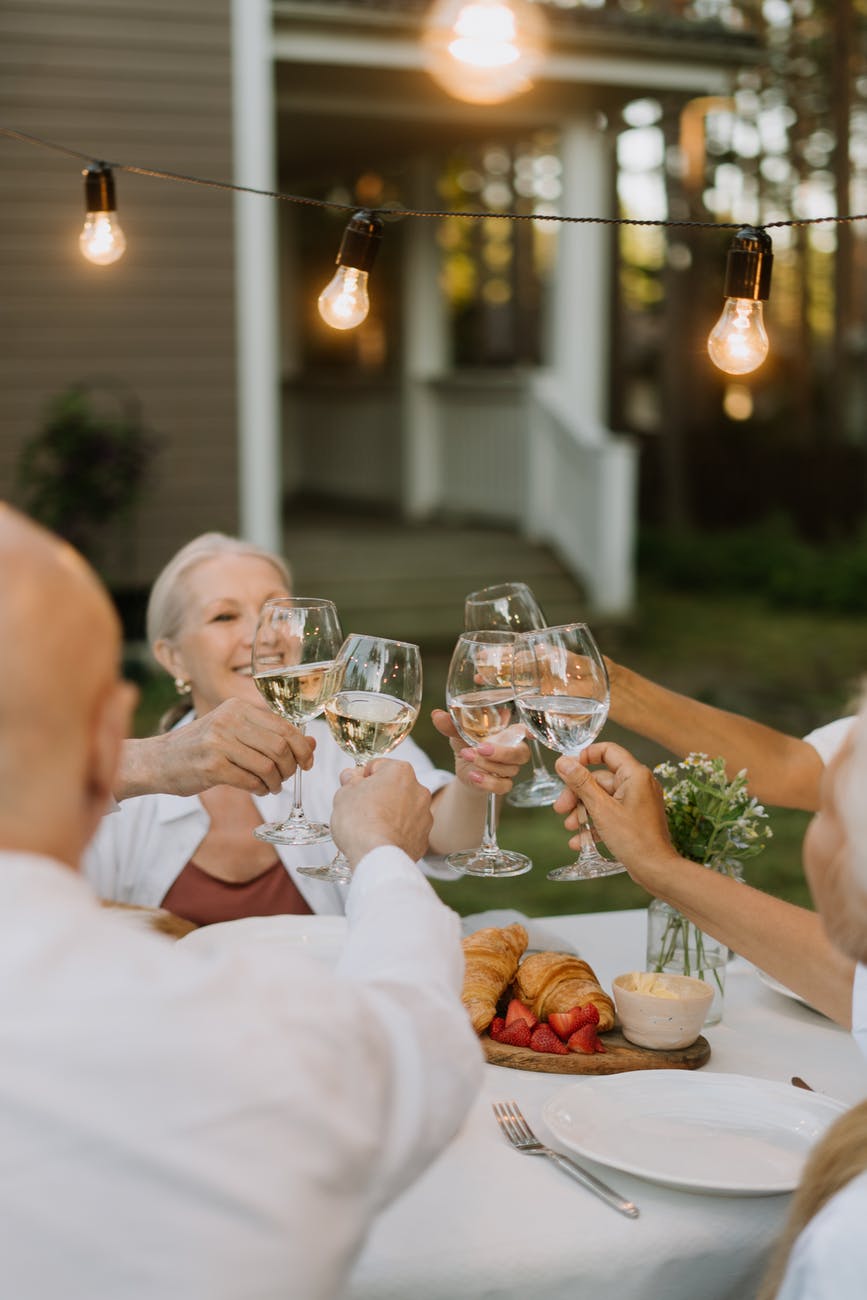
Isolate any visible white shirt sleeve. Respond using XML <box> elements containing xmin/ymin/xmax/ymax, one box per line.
<box><xmin>775</xmin><ymin>1171</ymin><xmax>867</xmax><ymax>1300</ymax></box>
<box><xmin>803</xmin><ymin>718</ymin><xmax>856</xmax><ymax>764</ymax></box>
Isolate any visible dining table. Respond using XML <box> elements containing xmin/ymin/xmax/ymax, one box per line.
<box><xmin>345</xmin><ymin>907</ymin><xmax>867</xmax><ymax>1300</ymax></box>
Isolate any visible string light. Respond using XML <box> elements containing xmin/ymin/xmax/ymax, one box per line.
<box><xmin>423</xmin><ymin>0</ymin><xmax>547</xmax><ymax>104</ymax></box>
<box><xmin>79</xmin><ymin>163</ymin><xmax>126</xmax><ymax>266</ymax></box>
<box><xmin>707</xmin><ymin>226</ymin><xmax>773</xmax><ymax>376</ymax></box>
<box><xmin>317</xmin><ymin>210</ymin><xmax>383</xmax><ymax>331</ymax></box>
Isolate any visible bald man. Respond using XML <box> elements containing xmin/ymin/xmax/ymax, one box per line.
<box><xmin>0</xmin><ymin>507</ymin><xmax>481</xmax><ymax>1300</ymax></box>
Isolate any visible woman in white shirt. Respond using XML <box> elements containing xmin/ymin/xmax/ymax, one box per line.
<box><xmin>85</xmin><ymin>532</ymin><xmax>528</xmax><ymax>924</ymax></box>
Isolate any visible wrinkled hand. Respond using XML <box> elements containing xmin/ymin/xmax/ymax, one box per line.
<box><xmin>331</xmin><ymin>759</ymin><xmax>433</xmax><ymax>868</ymax></box>
<box><xmin>119</xmin><ymin>698</ymin><xmax>316</xmax><ymax>799</ymax></box>
<box><xmin>431</xmin><ymin>709</ymin><xmax>530</xmax><ymax>797</ymax></box>
<box><xmin>553</xmin><ymin>742</ymin><xmax>678</xmax><ymax>882</ymax></box>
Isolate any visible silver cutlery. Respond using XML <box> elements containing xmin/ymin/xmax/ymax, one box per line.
<box><xmin>492</xmin><ymin>1100</ymin><xmax>639</xmax><ymax>1218</ymax></box>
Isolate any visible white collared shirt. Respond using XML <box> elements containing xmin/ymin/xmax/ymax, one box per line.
<box><xmin>0</xmin><ymin>847</ymin><xmax>482</xmax><ymax>1300</ymax></box>
<box><xmin>84</xmin><ymin>717</ymin><xmax>456</xmax><ymax>912</ymax></box>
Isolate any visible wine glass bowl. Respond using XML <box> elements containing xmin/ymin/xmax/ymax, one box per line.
<box><xmin>445</xmin><ymin>631</ymin><xmax>532</xmax><ymax>879</ymax></box>
<box><xmin>251</xmin><ymin>597</ymin><xmax>342</xmax><ymax>846</ymax></box>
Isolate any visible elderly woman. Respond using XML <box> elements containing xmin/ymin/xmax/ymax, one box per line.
<box><xmin>85</xmin><ymin>533</ymin><xmax>528</xmax><ymax>924</ymax></box>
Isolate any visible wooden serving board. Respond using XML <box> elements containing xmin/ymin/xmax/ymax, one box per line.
<box><xmin>483</xmin><ymin>1029</ymin><xmax>710</xmax><ymax>1074</ymax></box>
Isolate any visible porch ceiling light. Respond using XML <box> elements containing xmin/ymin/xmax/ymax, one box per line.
<box><xmin>423</xmin><ymin>0</ymin><xmax>547</xmax><ymax>105</ymax></box>
<box><xmin>318</xmin><ymin>210</ymin><xmax>383</xmax><ymax>331</ymax></box>
<box><xmin>707</xmin><ymin>227</ymin><xmax>773</xmax><ymax>376</ymax></box>
<box><xmin>79</xmin><ymin>163</ymin><xmax>126</xmax><ymax>266</ymax></box>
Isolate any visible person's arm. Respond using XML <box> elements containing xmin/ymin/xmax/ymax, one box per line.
<box><xmin>115</xmin><ymin>698</ymin><xmax>316</xmax><ymax>800</ymax></box>
<box><xmin>425</xmin><ymin>710</ymin><xmax>529</xmax><ymax>855</ymax></box>
<box><xmin>554</xmin><ymin>744</ymin><xmax>855</xmax><ymax>1026</ymax></box>
<box><xmin>606</xmin><ymin>658</ymin><xmax>826</xmax><ymax>810</ymax></box>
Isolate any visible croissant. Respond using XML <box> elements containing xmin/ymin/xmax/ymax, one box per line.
<box><xmin>512</xmin><ymin>951</ymin><xmax>615</xmax><ymax>1032</ymax></box>
<box><xmin>461</xmin><ymin>923</ymin><xmax>529</xmax><ymax>1034</ymax></box>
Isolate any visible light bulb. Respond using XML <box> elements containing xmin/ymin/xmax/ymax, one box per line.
<box><xmin>79</xmin><ymin>211</ymin><xmax>126</xmax><ymax>266</ymax></box>
<box><xmin>707</xmin><ymin>226</ymin><xmax>773</xmax><ymax>377</ymax></box>
<box><xmin>79</xmin><ymin>163</ymin><xmax>126</xmax><ymax>266</ymax></box>
<box><xmin>318</xmin><ymin>266</ymin><xmax>370</xmax><ymax>331</ymax></box>
<box><xmin>317</xmin><ymin>211</ymin><xmax>383</xmax><ymax>332</ymax></box>
<box><xmin>423</xmin><ymin>0</ymin><xmax>546</xmax><ymax>105</ymax></box>
<box><xmin>707</xmin><ymin>298</ymin><xmax>769</xmax><ymax>375</ymax></box>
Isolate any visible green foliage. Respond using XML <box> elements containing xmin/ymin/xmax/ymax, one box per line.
<box><xmin>653</xmin><ymin>754</ymin><xmax>772</xmax><ymax>870</ymax></box>
<box><xmin>17</xmin><ymin>385</ymin><xmax>154</xmax><ymax>559</ymax></box>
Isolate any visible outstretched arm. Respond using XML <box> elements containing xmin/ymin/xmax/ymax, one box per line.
<box><xmin>554</xmin><ymin>744</ymin><xmax>855</xmax><ymax>1026</ymax></box>
<box><xmin>606</xmin><ymin>658</ymin><xmax>826</xmax><ymax>811</ymax></box>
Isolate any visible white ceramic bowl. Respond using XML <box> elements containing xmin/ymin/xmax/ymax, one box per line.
<box><xmin>612</xmin><ymin>971</ymin><xmax>714</xmax><ymax>1050</ymax></box>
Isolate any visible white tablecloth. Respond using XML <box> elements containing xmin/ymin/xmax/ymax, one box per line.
<box><xmin>347</xmin><ymin>909</ymin><xmax>867</xmax><ymax>1300</ymax></box>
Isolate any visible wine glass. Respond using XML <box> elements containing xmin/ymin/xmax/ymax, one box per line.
<box><xmin>251</xmin><ymin>597</ymin><xmax>342</xmax><ymax>845</ymax></box>
<box><xmin>464</xmin><ymin>582</ymin><xmax>563</xmax><ymax>808</ymax></box>
<box><xmin>513</xmin><ymin>622</ymin><xmax>626</xmax><ymax>881</ymax></box>
<box><xmin>297</xmin><ymin>634</ymin><xmax>423</xmax><ymax>884</ymax></box>
<box><xmin>445</xmin><ymin>631</ymin><xmax>532</xmax><ymax>878</ymax></box>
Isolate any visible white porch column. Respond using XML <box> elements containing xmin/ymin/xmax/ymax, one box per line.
<box><xmin>546</xmin><ymin>117</ymin><xmax>612</xmax><ymax>440</ymax></box>
<box><xmin>231</xmin><ymin>0</ymin><xmax>281</xmax><ymax>551</ymax></box>
<box><xmin>401</xmin><ymin>158</ymin><xmax>448</xmax><ymax>518</ymax></box>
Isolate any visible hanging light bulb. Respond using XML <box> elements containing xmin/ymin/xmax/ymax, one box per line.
<box><xmin>79</xmin><ymin>163</ymin><xmax>126</xmax><ymax>266</ymax></box>
<box><xmin>423</xmin><ymin>0</ymin><xmax>547</xmax><ymax>105</ymax></box>
<box><xmin>707</xmin><ymin>227</ymin><xmax>773</xmax><ymax>376</ymax></box>
<box><xmin>318</xmin><ymin>210</ymin><xmax>383</xmax><ymax>331</ymax></box>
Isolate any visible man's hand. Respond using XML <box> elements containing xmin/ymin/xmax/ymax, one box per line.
<box><xmin>431</xmin><ymin>708</ymin><xmax>529</xmax><ymax>796</ymax></box>
<box><xmin>331</xmin><ymin>759</ymin><xmax>433</xmax><ymax>869</ymax></box>
<box><xmin>554</xmin><ymin>742</ymin><xmax>679</xmax><ymax>884</ymax></box>
<box><xmin>117</xmin><ymin>698</ymin><xmax>316</xmax><ymax>799</ymax></box>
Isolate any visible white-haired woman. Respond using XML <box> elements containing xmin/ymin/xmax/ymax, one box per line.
<box><xmin>85</xmin><ymin>532</ymin><xmax>528</xmax><ymax>924</ymax></box>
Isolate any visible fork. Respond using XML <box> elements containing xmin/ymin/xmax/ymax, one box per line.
<box><xmin>492</xmin><ymin>1100</ymin><xmax>639</xmax><ymax>1219</ymax></box>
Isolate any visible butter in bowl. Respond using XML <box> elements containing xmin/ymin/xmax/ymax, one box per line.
<box><xmin>612</xmin><ymin>971</ymin><xmax>714</xmax><ymax>1050</ymax></box>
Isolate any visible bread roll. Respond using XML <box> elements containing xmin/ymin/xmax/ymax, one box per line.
<box><xmin>512</xmin><ymin>951</ymin><xmax>614</xmax><ymax>1032</ymax></box>
<box><xmin>461</xmin><ymin>923</ymin><xmax>529</xmax><ymax>1034</ymax></box>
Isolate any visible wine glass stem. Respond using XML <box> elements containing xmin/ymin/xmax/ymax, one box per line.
<box><xmin>328</xmin><ymin>755</ymin><xmax>367</xmax><ymax>873</ymax></box>
<box><xmin>528</xmin><ymin>735</ymin><xmax>551</xmax><ymax>779</ymax></box>
<box><xmin>287</xmin><ymin>723</ymin><xmax>307</xmax><ymax>825</ymax></box>
<box><xmin>480</xmin><ymin>792</ymin><xmax>500</xmax><ymax>854</ymax></box>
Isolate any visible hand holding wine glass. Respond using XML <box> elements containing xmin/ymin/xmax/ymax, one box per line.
<box><xmin>297</xmin><ymin>634</ymin><xmax>423</xmax><ymax>884</ymax></box>
<box><xmin>513</xmin><ymin>622</ymin><xmax>626</xmax><ymax>881</ymax></box>
<box><xmin>251</xmin><ymin>597</ymin><xmax>342</xmax><ymax>845</ymax></box>
<box><xmin>444</xmin><ymin>631</ymin><xmax>532</xmax><ymax>878</ymax></box>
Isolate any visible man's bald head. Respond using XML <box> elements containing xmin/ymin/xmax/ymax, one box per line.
<box><xmin>0</xmin><ymin>506</ymin><xmax>134</xmax><ymax>864</ymax></box>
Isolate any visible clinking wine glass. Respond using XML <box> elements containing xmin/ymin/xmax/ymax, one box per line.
<box><xmin>251</xmin><ymin>597</ymin><xmax>343</xmax><ymax>846</ymax></box>
<box><xmin>445</xmin><ymin>630</ymin><xmax>532</xmax><ymax>878</ymax></box>
<box><xmin>297</xmin><ymin>634</ymin><xmax>423</xmax><ymax>885</ymax></box>
<box><xmin>464</xmin><ymin>582</ymin><xmax>563</xmax><ymax>808</ymax></box>
<box><xmin>513</xmin><ymin>622</ymin><xmax>626</xmax><ymax>881</ymax></box>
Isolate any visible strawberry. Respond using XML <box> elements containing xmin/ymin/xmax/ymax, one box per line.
<box><xmin>497</xmin><ymin>1018</ymin><xmax>532</xmax><ymax>1048</ymax></box>
<box><xmin>547</xmin><ymin>1002</ymin><xmax>601</xmax><ymax>1041</ymax></box>
<box><xmin>567</xmin><ymin>1023</ymin><xmax>606</xmax><ymax>1055</ymax></box>
<box><xmin>488</xmin><ymin>1017</ymin><xmax>506</xmax><ymax>1041</ymax></box>
<box><xmin>505</xmin><ymin>998</ymin><xmax>537</xmax><ymax>1029</ymax></box>
<box><xmin>529</xmin><ymin>1024</ymin><xmax>569</xmax><ymax>1055</ymax></box>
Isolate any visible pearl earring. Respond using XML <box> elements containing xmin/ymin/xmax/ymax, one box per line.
<box><xmin>174</xmin><ymin>677</ymin><xmax>192</xmax><ymax>696</ymax></box>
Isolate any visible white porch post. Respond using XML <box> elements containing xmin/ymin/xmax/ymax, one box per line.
<box><xmin>231</xmin><ymin>0</ymin><xmax>281</xmax><ymax>551</ymax></box>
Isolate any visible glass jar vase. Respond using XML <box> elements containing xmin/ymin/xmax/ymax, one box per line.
<box><xmin>645</xmin><ymin>898</ymin><xmax>728</xmax><ymax>1026</ymax></box>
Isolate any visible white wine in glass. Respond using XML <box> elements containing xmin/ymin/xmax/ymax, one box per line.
<box><xmin>464</xmin><ymin>581</ymin><xmax>563</xmax><ymax>808</ymax></box>
<box><xmin>513</xmin><ymin>622</ymin><xmax>626</xmax><ymax>881</ymax></box>
<box><xmin>251</xmin><ymin>597</ymin><xmax>342</xmax><ymax>846</ymax></box>
<box><xmin>297</xmin><ymin>634</ymin><xmax>423</xmax><ymax>885</ymax></box>
<box><xmin>445</xmin><ymin>631</ymin><xmax>532</xmax><ymax>879</ymax></box>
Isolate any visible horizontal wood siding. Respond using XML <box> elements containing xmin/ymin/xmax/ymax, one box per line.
<box><xmin>0</xmin><ymin>0</ymin><xmax>237</xmax><ymax>587</ymax></box>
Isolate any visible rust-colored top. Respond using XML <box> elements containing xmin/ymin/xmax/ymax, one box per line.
<box><xmin>162</xmin><ymin>859</ymin><xmax>313</xmax><ymax>928</ymax></box>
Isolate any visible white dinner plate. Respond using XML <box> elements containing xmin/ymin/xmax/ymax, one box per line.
<box><xmin>755</xmin><ymin>968</ymin><xmax>825</xmax><ymax>1015</ymax></box>
<box><xmin>542</xmin><ymin>1071</ymin><xmax>847</xmax><ymax>1195</ymax></box>
<box><xmin>178</xmin><ymin>914</ymin><xmax>347</xmax><ymax>968</ymax></box>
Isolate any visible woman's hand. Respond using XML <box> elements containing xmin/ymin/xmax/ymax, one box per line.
<box><xmin>431</xmin><ymin>709</ymin><xmax>530</xmax><ymax>797</ymax></box>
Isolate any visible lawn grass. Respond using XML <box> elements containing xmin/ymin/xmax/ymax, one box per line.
<box><xmin>129</xmin><ymin>578</ymin><xmax>860</xmax><ymax>919</ymax></box>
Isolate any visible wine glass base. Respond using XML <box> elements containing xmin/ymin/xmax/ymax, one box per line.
<box><xmin>253</xmin><ymin>820</ymin><xmax>332</xmax><ymax>847</ymax></box>
<box><xmin>547</xmin><ymin>856</ymin><xmax>627</xmax><ymax>882</ymax></box>
<box><xmin>505</xmin><ymin>771</ymin><xmax>564</xmax><ymax>808</ymax></box>
<box><xmin>296</xmin><ymin>863</ymin><xmax>351</xmax><ymax>884</ymax></box>
<box><xmin>447</xmin><ymin>848</ymin><xmax>532</xmax><ymax>878</ymax></box>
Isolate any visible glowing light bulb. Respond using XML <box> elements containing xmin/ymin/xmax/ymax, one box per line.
<box><xmin>707</xmin><ymin>227</ymin><xmax>773</xmax><ymax>376</ymax></box>
<box><xmin>79</xmin><ymin>164</ymin><xmax>126</xmax><ymax>266</ymax></box>
<box><xmin>707</xmin><ymin>298</ymin><xmax>769</xmax><ymax>375</ymax></box>
<box><xmin>423</xmin><ymin>0</ymin><xmax>546</xmax><ymax>105</ymax></box>
<box><xmin>317</xmin><ymin>211</ymin><xmax>383</xmax><ymax>332</ymax></box>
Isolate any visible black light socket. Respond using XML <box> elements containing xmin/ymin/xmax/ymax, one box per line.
<box><xmin>83</xmin><ymin>163</ymin><xmax>117</xmax><ymax>214</ymax></box>
<box><xmin>335</xmin><ymin>210</ymin><xmax>383</xmax><ymax>273</ymax></box>
<box><xmin>723</xmin><ymin>226</ymin><xmax>773</xmax><ymax>301</ymax></box>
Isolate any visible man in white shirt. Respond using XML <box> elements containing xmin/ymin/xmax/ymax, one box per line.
<box><xmin>0</xmin><ymin>505</ymin><xmax>482</xmax><ymax>1300</ymax></box>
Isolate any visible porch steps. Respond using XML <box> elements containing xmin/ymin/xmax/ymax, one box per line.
<box><xmin>282</xmin><ymin>504</ymin><xmax>588</xmax><ymax>649</ymax></box>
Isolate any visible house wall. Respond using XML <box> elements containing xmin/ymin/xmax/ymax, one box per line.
<box><xmin>0</xmin><ymin>0</ymin><xmax>238</xmax><ymax>586</ymax></box>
